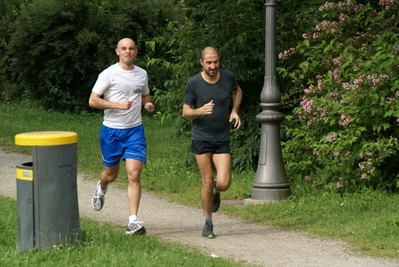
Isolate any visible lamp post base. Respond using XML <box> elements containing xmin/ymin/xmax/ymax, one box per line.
<box><xmin>251</xmin><ymin>186</ymin><xmax>291</xmax><ymax>201</ymax></box>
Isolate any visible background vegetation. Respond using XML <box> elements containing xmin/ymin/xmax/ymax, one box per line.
<box><xmin>279</xmin><ymin>1</ymin><xmax>399</xmax><ymax>194</ymax></box>
<box><xmin>1</xmin><ymin>0</ymin><xmax>399</xmax><ymax>193</ymax></box>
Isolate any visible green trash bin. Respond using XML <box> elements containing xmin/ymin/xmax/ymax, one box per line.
<box><xmin>15</xmin><ymin>131</ymin><xmax>81</xmax><ymax>252</ymax></box>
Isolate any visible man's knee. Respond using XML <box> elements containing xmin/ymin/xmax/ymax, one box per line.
<box><xmin>216</xmin><ymin>177</ymin><xmax>231</xmax><ymax>191</ymax></box>
<box><xmin>202</xmin><ymin>175</ymin><xmax>215</xmax><ymax>188</ymax></box>
<box><xmin>103</xmin><ymin>166</ymin><xmax>119</xmax><ymax>182</ymax></box>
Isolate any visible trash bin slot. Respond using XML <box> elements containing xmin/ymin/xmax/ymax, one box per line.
<box><xmin>16</xmin><ymin>162</ymin><xmax>33</xmax><ymax>181</ymax></box>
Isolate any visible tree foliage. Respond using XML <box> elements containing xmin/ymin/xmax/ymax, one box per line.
<box><xmin>0</xmin><ymin>0</ymin><xmax>180</xmax><ymax>112</ymax></box>
<box><xmin>147</xmin><ymin>0</ymin><xmax>328</xmax><ymax>172</ymax></box>
<box><xmin>147</xmin><ymin>0</ymin><xmax>267</xmax><ymax>171</ymax></box>
<box><xmin>279</xmin><ymin>0</ymin><xmax>399</xmax><ymax>194</ymax></box>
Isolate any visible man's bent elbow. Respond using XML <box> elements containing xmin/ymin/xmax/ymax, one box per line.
<box><xmin>88</xmin><ymin>99</ymin><xmax>95</xmax><ymax>108</ymax></box>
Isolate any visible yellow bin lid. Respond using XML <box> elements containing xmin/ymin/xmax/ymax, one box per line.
<box><xmin>15</xmin><ymin>131</ymin><xmax>77</xmax><ymax>146</ymax></box>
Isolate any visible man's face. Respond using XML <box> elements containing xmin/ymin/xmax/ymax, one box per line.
<box><xmin>200</xmin><ymin>53</ymin><xmax>219</xmax><ymax>77</ymax></box>
<box><xmin>116</xmin><ymin>39</ymin><xmax>137</xmax><ymax>65</ymax></box>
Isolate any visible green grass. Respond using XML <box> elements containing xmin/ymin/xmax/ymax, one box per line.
<box><xmin>0</xmin><ymin>196</ymin><xmax>248</xmax><ymax>267</ymax></box>
<box><xmin>1</xmin><ymin>100</ymin><xmax>399</xmax><ymax>261</ymax></box>
<box><xmin>223</xmin><ymin>192</ymin><xmax>399</xmax><ymax>258</ymax></box>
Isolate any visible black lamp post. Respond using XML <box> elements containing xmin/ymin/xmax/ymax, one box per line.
<box><xmin>251</xmin><ymin>0</ymin><xmax>291</xmax><ymax>200</ymax></box>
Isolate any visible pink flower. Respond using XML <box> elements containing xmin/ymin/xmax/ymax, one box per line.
<box><xmin>326</xmin><ymin>135</ymin><xmax>336</xmax><ymax>142</ymax></box>
<box><xmin>340</xmin><ymin>113</ymin><xmax>351</xmax><ymax>126</ymax></box>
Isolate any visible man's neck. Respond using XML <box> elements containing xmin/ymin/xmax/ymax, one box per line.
<box><xmin>201</xmin><ymin>71</ymin><xmax>220</xmax><ymax>84</ymax></box>
<box><xmin>118</xmin><ymin>62</ymin><xmax>134</xmax><ymax>70</ymax></box>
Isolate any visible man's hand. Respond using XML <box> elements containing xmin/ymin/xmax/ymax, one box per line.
<box><xmin>229</xmin><ymin>112</ymin><xmax>241</xmax><ymax>130</ymax></box>
<box><xmin>201</xmin><ymin>100</ymin><xmax>214</xmax><ymax>115</ymax></box>
<box><xmin>144</xmin><ymin>102</ymin><xmax>155</xmax><ymax>112</ymax></box>
<box><xmin>119</xmin><ymin>100</ymin><xmax>134</xmax><ymax>110</ymax></box>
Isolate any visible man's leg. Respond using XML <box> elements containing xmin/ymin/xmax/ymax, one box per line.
<box><xmin>92</xmin><ymin>164</ymin><xmax>119</xmax><ymax>211</ymax></box>
<box><xmin>195</xmin><ymin>152</ymin><xmax>217</xmax><ymax>238</ymax></box>
<box><xmin>210</xmin><ymin>153</ymin><xmax>231</xmax><ymax>213</ymax></box>
<box><xmin>100</xmin><ymin>164</ymin><xmax>120</xmax><ymax>188</ymax></box>
<box><xmin>212</xmin><ymin>153</ymin><xmax>231</xmax><ymax>192</ymax></box>
<box><xmin>195</xmin><ymin>152</ymin><xmax>214</xmax><ymax>217</ymax></box>
<box><xmin>125</xmin><ymin>158</ymin><xmax>146</xmax><ymax>235</ymax></box>
<box><xmin>125</xmin><ymin>159</ymin><xmax>143</xmax><ymax>216</ymax></box>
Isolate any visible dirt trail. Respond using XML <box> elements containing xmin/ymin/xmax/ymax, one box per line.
<box><xmin>1</xmin><ymin>149</ymin><xmax>398</xmax><ymax>267</ymax></box>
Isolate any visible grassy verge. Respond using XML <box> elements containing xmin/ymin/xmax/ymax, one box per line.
<box><xmin>0</xmin><ymin>196</ymin><xmax>248</xmax><ymax>267</ymax></box>
<box><xmin>1</xmin><ymin>101</ymin><xmax>399</xmax><ymax>260</ymax></box>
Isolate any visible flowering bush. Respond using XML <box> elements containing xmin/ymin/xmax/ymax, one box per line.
<box><xmin>279</xmin><ymin>0</ymin><xmax>399</xmax><ymax>193</ymax></box>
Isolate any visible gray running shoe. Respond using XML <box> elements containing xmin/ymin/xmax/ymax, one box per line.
<box><xmin>202</xmin><ymin>221</ymin><xmax>215</xmax><ymax>239</ymax></box>
<box><xmin>126</xmin><ymin>220</ymin><xmax>147</xmax><ymax>235</ymax></box>
<box><xmin>92</xmin><ymin>180</ymin><xmax>107</xmax><ymax>211</ymax></box>
<box><xmin>212</xmin><ymin>192</ymin><xmax>221</xmax><ymax>212</ymax></box>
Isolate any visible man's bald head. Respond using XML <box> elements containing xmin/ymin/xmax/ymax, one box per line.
<box><xmin>117</xmin><ymin>38</ymin><xmax>135</xmax><ymax>49</ymax></box>
<box><xmin>201</xmin><ymin>46</ymin><xmax>219</xmax><ymax>60</ymax></box>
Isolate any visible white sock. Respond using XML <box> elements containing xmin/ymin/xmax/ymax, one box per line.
<box><xmin>97</xmin><ymin>182</ymin><xmax>106</xmax><ymax>195</ymax></box>
<box><xmin>129</xmin><ymin>215</ymin><xmax>138</xmax><ymax>224</ymax></box>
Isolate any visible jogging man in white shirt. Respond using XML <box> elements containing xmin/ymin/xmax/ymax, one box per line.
<box><xmin>89</xmin><ymin>38</ymin><xmax>154</xmax><ymax>235</ymax></box>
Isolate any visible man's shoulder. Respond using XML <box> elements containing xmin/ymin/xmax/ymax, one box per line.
<box><xmin>187</xmin><ymin>72</ymin><xmax>202</xmax><ymax>84</ymax></box>
<box><xmin>133</xmin><ymin>65</ymin><xmax>147</xmax><ymax>74</ymax></box>
<box><xmin>99</xmin><ymin>63</ymin><xmax>118</xmax><ymax>75</ymax></box>
<box><xmin>219</xmin><ymin>69</ymin><xmax>234</xmax><ymax>77</ymax></box>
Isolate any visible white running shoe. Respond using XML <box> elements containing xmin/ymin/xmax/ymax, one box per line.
<box><xmin>91</xmin><ymin>180</ymin><xmax>107</xmax><ymax>211</ymax></box>
<box><xmin>126</xmin><ymin>220</ymin><xmax>147</xmax><ymax>235</ymax></box>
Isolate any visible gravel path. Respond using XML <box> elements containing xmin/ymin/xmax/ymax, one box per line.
<box><xmin>1</xmin><ymin>149</ymin><xmax>398</xmax><ymax>267</ymax></box>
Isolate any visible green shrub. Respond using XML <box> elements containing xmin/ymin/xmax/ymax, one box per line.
<box><xmin>1</xmin><ymin>0</ymin><xmax>179</xmax><ymax>113</ymax></box>
<box><xmin>279</xmin><ymin>0</ymin><xmax>399</xmax><ymax>193</ymax></box>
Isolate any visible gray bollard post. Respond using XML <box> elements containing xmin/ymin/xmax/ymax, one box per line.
<box><xmin>15</xmin><ymin>131</ymin><xmax>81</xmax><ymax>252</ymax></box>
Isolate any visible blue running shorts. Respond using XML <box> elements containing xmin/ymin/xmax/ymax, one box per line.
<box><xmin>100</xmin><ymin>124</ymin><xmax>147</xmax><ymax>167</ymax></box>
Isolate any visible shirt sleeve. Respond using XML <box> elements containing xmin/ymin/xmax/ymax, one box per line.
<box><xmin>92</xmin><ymin>70</ymin><xmax>111</xmax><ymax>96</ymax></box>
<box><xmin>184</xmin><ymin>80</ymin><xmax>196</xmax><ymax>106</ymax></box>
<box><xmin>141</xmin><ymin>72</ymin><xmax>150</xmax><ymax>95</ymax></box>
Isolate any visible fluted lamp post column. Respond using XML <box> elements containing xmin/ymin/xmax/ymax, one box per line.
<box><xmin>251</xmin><ymin>0</ymin><xmax>291</xmax><ymax>201</ymax></box>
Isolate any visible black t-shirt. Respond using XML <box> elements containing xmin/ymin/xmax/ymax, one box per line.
<box><xmin>184</xmin><ymin>69</ymin><xmax>238</xmax><ymax>141</ymax></box>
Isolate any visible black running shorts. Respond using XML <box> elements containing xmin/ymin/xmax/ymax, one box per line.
<box><xmin>191</xmin><ymin>140</ymin><xmax>230</xmax><ymax>154</ymax></box>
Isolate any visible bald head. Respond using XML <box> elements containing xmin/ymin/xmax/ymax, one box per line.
<box><xmin>117</xmin><ymin>38</ymin><xmax>135</xmax><ymax>49</ymax></box>
<box><xmin>201</xmin><ymin>46</ymin><xmax>219</xmax><ymax>60</ymax></box>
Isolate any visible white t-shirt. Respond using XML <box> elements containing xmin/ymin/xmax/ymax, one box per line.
<box><xmin>92</xmin><ymin>63</ymin><xmax>150</xmax><ymax>129</ymax></box>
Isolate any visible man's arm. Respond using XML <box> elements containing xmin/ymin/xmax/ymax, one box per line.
<box><xmin>232</xmin><ymin>85</ymin><xmax>243</xmax><ymax>114</ymax></box>
<box><xmin>88</xmin><ymin>92</ymin><xmax>132</xmax><ymax>110</ymax></box>
<box><xmin>142</xmin><ymin>93</ymin><xmax>155</xmax><ymax>112</ymax></box>
<box><xmin>229</xmin><ymin>85</ymin><xmax>243</xmax><ymax>129</ymax></box>
<box><xmin>182</xmin><ymin>100</ymin><xmax>214</xmax><ymax>120</ymax></box>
